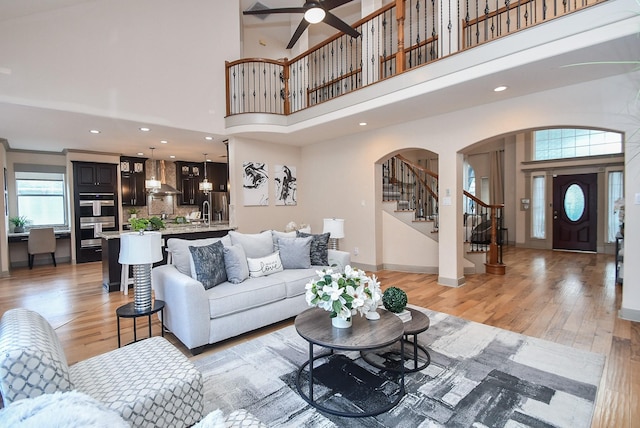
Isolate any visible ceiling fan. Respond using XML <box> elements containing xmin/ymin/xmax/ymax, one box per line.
<box><xmin>243</xmin><ymin>0</ymin><xmax>360</xmax><ymax>49</ymax></box>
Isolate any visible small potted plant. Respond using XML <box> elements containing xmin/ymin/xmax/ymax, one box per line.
<box><xmin>128</xmin><ymin>208</ymin><xmax>140</xmax><ymax>219</ymax></box>
<box><xmin>382</xmin><ymin>287</ymin><xmax>408</xmax><ymax>313</ymax></box>
<box><xmin>148</xmin><ymin>216</ymin><xmax>166</xmax><ymax>231</ymax></box>
<box><xmin>9</xmin><ymin>216</ymin><xmax>29</xmax><ymax>233</ymax></box>
<box><xmin>129</xmin><ymin>217</ymin><xmax>149</xmax><ymax>233</ymax></box>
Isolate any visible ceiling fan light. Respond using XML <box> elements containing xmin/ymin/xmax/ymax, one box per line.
<box><xmin>304</xmin><ymin>7</ymin><xmax>325</xmax><ymax>24</ymax></box>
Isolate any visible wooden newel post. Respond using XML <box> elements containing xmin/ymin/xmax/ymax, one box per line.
<box><xmin>396</xmin><ymin>0</ymin><xmax>405</xmax><ymax>74</ymax></box>
<box><xmin>485</xmin><ymin>205</ymin><xmax>505</xmax><ymax>275</ymax></box>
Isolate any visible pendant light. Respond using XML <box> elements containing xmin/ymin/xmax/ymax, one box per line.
<box><xmin>199</xmin><ymin>153</ymin><xmax>213</xmax><ymax>193</ymax></box>
<box><xmin>145</xmin><ymin>147</ymin><xmax>161</xmax><ymax>191</ymax></box>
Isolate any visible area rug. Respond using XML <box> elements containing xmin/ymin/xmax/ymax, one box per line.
<box><xmin>193</xmin><ymin>306</ymin><xmax>605</xmax><ymax>427</ymax></box>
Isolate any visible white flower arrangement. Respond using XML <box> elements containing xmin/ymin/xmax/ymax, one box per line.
<box><xmin>305</xmin><ymin>265</ymin><xmax>382</xmax><ymax>320</ymax></box>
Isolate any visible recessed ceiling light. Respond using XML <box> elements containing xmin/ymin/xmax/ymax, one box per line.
<box><xmin>359</xmin><ymin>122</ymin><xmax>367</xmax><ymax>126</ymax></box>
<box><xmin>160</xmin><ymin>140</ymin><xmax>168</xmax><ymax>144</ymax></box>
<box><xmin>139</xmin><ymin>127</ymin><xmax>151</xmax><ymax>132</ymax></box>
<box><xmin>169</xmin><ymin>155</ymin><xmax>176</xmax><ymax>159</ymax></box>
<box><xmin>205</xmin><ymin>136</ymin><xmax>213</xmax><ymax>141</ymax></box>
<box><xmin>137</xmin><ymin>152</ymin><xmax>144</xmax><ymax>156</ymax></box>
<box><xmin>89</xmin><ymin>129</ymin><xmax>100</xmax><ymax>134</ymax></box>
<box><xmin>494</xmin><ymin>86</ymin><xmax>508</xmax><ymax>92</ymax></box>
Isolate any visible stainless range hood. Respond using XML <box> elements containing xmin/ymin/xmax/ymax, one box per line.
<box><xmin>148</xmin><ymin>160</ymin><xmax>181</xmax><ymax>195</ymax></box>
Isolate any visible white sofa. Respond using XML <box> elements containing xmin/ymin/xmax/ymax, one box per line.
<box><xmin>152</xmin><ymin>230</ymin><xmax>350</xmax><ymax>354</ymax></box>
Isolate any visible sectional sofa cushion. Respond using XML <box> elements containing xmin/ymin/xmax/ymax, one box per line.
<box><xmin>167</xmin><ymin>235</ymin><xmax>231</xmax><ymax>277</ymax></box>
<box><xmin>247</xmin><ymin>251</ymin><xmax>284</xmax><ymax>278</ymax></box>
<box><xmin>223</xmin><ymin>244</ymin><xmax>250</xmax><ymax>284</ymax></box>
<box><xmin>189</xmin><ymin>241</ymin><xmax>227</xmax><ymax>289</ymax></box>
<box><xmin>206</xmin><ymin>278</ymin><xmax>287</xmax><ymax>319</ymax></box>
<box><xmin>278</xmin><ymin>237</ymin><xmax>312</xmax><ymax>269</ymax></box>
<box><xmin>229</xmin><ymin>230</ymin><xmax>274</xmax><ymax>258</ymax></box>
<box><xmin>296</xmin><ymin>231</ymin><xmax>330</xmax><ymax>266</ymax></box>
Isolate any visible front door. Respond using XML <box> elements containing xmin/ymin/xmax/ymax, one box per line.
<box><xmin>552</xmin><ymin>174</ymin><xmax>597</xmax><ymax>252</ymax></box>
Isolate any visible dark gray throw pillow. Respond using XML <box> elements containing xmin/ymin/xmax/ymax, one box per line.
<box><xmin>188</xmin><ymin>241</ymin><xmax>227</xmax><ymax>289</ymax></box>
<box><xmin>278</xmin><ymin>237</ymin><xmax>312</xmax><ymax>269</ymax></box>
<box><xmin>296</xmin><ymin>231</ymin><xmax>330</xmax><ymax>266</ymax></box>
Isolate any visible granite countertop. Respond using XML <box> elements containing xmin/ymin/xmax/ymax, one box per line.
<box><xmin>98</xmin><ymin>222</ymin><xmax>235</xmax><ymax>239</ymax></box>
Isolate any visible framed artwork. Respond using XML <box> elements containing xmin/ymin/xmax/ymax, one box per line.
<box><xmin>243</xmin><ymin>161</ymin><xmax>269</xmax><ymax>206</ymax></box>
<box><xmin>274</xmin><ymin>164</ymin><xmax>297</xmax><ymax>206</ymax></box>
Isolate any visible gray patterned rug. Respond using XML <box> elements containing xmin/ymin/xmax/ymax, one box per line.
<box><xmin>193</xmin><ymin>306</ymin><xmax>605</xmax><ymax>427</ymax></box>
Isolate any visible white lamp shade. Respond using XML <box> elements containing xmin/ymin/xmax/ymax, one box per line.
<box><xmin>118</xmin><ymin>232</ymin><xmax>163</xmax><ymax>265</ymax></box>
<box><xmin>323</xmin><ymin>218</ymin><xmax>345</xmax><ymax>239</ymax></box>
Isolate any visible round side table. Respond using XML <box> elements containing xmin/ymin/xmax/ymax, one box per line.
<box><xmin>361</xmin><ymin>307</ymin><xmax>431</xmax><ymax>373</ymax></box>
<box><xmin>116</xmin><ymin>299</ymin><xmax>165</xmax><ymax>347</ymax></box>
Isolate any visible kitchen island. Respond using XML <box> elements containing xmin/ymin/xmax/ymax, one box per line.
<box><xmin>99</xmin><ymin>222</ymin><xmax>235</xmax><ymax>292</ymax></box>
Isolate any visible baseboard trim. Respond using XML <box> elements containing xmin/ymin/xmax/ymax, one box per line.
<box><xmin>618</xmin><ymin>307</ymin><xmax>640</xmax><ymax>322</ymax></box>
<box><xmin>382</xmin><ymin>264</ymin><xmax>439</xmax><ymax>274</ymax></box>
<box><xmin>438</xmin><ymin>276</ymin><xmax>466</xmax><ymax>287</ymax></box>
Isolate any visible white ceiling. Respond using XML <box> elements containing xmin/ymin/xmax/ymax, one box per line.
<box><xmin>0</xmin><ymin>0</ymin><xmax>636</xmax><ymax>162</ymax></box>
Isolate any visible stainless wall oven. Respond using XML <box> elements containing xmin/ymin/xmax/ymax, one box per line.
<box><xmin>76</xmin><ymin>192</ymin><xmax>117</xmax><ymax>262</ymax></box>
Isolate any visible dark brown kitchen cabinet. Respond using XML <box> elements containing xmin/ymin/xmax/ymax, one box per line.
<box><xmin>75</xmin><ymin>162</ymin><xmax>116</xmax><ymax>191</ymax></box>
<box><xmin>209</xmin><ymin>162</ymin><xmax>228</xmax><ymax>192</ymax></box>
<box><xmin>176</xmin><ymin>161</ymin><xmax>201</xmax><ymax>206</ymax></box>
<box><xmin>120</xmin><ymin>156</ymin><xmax>147</xmax><ymax>206</ymax></box>
<box><xmin>72</xmin><ymin>162</ymin><xmax>119</xmax><ymax>263</ymax></box>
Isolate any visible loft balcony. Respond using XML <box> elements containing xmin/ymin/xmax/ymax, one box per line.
<box><xmin>225</xmin><ymin>0</ymin><xmax>636</xmax><ymax>143</ymax></box>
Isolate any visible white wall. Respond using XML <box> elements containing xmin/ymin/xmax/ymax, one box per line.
<box><xmin>0</xmin><ymin>0</ymin><xmax>241</xmax><ymax>135</ymax></box>
<box><xmin>228</xmin><ymin>136</ymin><xmax>305</xmax><ymax>233</ymax></box>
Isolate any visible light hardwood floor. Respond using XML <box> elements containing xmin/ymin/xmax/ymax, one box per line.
<box><xmin>0</xmin><ymin>246</ymin><xmax>636</xmax><ymax>427</ymax></box>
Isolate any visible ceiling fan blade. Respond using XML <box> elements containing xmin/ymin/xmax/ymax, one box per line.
<box><xmin>323</xmin><ymin>11</ymin><xmax>360</xmax><ymax>38</ymax></box>
<box><xmin>320</xmin><ymin>0</ymin><xmax>355</xmax><ymax>11</ymax></box>
<box><xmin>243</xmin><ymin>7</ymin><xmax>307</xmax><ymax>16</ymax></box>
<box><xmin>287</xmin><ymin>19</ymin><xmax>311</xmax><ymax>49</ymax></box>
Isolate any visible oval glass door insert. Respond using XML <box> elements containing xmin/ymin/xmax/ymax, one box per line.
<box><xmin>564</xmin><ymin>184</ymin><xmax>585</xmax><ymax>221</ymax></box>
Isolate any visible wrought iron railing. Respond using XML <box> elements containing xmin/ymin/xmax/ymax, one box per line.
<box><xmin>382</xmin><ymin>155</ymin><xmax>439</xmax><ymax>226</ymax></box>
<box><xmin>227</xmin><ymin>0</ymin><xmax>604</xmax><ymax>116</ymax></box>
<box><xmin>384</xmin><ymin>154</ymin><xmax>505</xmax><ymax>269</ymax></box>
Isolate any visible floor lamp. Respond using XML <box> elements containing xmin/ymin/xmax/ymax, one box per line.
<box><xmin>119</xmin><ymin>231</ymin><xmax>163</xmax><ymax>312</ymax></box>
<box><xmin>323</xmin><ymin>218</ymin><xmax>345</xmax><ymax>251</ymax></box>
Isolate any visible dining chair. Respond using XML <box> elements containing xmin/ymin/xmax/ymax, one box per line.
<box><xmin>27</xmin><ymin>228</ymin><xmax>57</xmax><ymax>269</ymax></box>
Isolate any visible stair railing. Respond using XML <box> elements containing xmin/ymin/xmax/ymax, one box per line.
<box><xmin>386</xmin><ymin>155</ymin><xmax>506</xmax><ymax>274</ymax></box>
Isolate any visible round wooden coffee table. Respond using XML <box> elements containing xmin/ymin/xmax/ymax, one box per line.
<box><xmin>361</xmin><ymin>307</ymin><xmax>431</xmax><ymax>373</ymax></box>
<box><xmin>295</xmin><ymin>307</ymin><xmax>406</xmax><ymax>418</ymax></box>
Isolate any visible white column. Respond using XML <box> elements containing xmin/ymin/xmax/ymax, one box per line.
<box><xmin>437</xmin><ymin>150</ymin><xmax>465</xmax><ymax>286</ymax></box>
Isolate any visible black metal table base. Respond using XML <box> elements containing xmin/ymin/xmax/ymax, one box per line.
<box><xmin>296</xmin><ymin>342</ymin><xmax>406</xmax><ymax>418</ymax></box>
<box><xmin>361</xmin><ymin>334</ymin><xmax>431</xmax><ymax>373</ymax></box>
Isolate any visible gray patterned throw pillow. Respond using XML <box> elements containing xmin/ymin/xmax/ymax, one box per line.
<box><xmin>189</xmin><ymin>241</ymin><xmax>227</xmax><ymax>289</ymax></box>
<box><xmin>278</xmin><ymin>237</ymin><xmax>312</xmax><ymax>269</ymax></box>
<box><xmin>296</xmin><ymin>231</ymin><xmax>330</xmax><ymax>266</ymax></box>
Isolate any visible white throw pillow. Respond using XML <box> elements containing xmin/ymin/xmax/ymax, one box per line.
<box><xmin>247</xmin><ymin>251</ymin><xmax>284</xmax><ymax>278</ymax></box>
<box><xmin>229</xmin><ymin>230</ymin><xmax>274</xmax><ymax>259</ymax></box>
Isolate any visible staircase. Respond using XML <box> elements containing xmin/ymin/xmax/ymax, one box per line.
<box><xmin>382</xmin><ymin>155</ymin><xmax>505</xmax><ymax>275</ymax></box>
